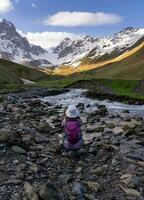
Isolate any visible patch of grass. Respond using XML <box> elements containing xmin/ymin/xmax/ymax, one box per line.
<box><xmin>0</xmin><ymin>58</ymin><xmax>49</xmax><ymax>85</ymax></box>
<box><xmin>98</xmin><ymin>79</ymin><xmax>144</xmax><ymax>99</ymax></box>
<box><xmin>38</xmin><ymin>77</ymin><xmax>82</xmax><ymax>88</ymax></box>
<box><xmin>0</xmin><ymin>96</ymin><xmax>5</xmax><ymax>103</ymax></box>
<box><xmin>0</xmin><ymin>83</ymin><xmax>39</xmax><ymax>94</ymax></box>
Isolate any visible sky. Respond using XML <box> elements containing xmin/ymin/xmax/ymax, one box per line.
<box><xmin>0</xmin><ymin>0</ymin><xmax>144</xmax><ymax>49</ymax></box>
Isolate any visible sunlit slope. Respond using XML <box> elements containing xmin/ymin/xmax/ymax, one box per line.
<box><xmin>0</xmin><ymin>59</ymin><xmax>48</xmax><ymax>84</ymax></box>
<box><xmin>53</xmin><ymin>39</ymin><xmax>144</xmax><ymax>76</ymax></box>
<box><xmin>76</xmin><ymin>42</ymin><xmax>144</xmax><ymax>80</ymax></box>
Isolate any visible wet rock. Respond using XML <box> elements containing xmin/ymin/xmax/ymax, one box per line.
<box><xmin>106</xmin><ymin>123</ymin><xmax>115</xmax><ymax>129</ymax></box>
<box><xmin>12</xmin><ymin>192</ymin><xmax>22</xmax><ymax>200</ymax></box>
<box><xmin>72</xmin><ymin>182</ymin><xmax>85</xmax><ymax>197</ymax></box>
<box><xmin>137</xmin><ymin>161</ymin><xmax>144</xmax><ymax>167</ymax></box>
<box><xmin>78</xmin><ymin>148</ymin><xmax>87</xmax><ymax>156</ymax></box>
<box><xmin>39</xmin><ymin>183</ymin><xmax>62</xmax><ymax>200</ymax></box>
<box><xmin>30</xmin><ymin>164</ymin><xmax>39</xmax><ymax>173</ymax></box>
<box><xmin>123</xmin><ymin>124</ymin><xmax>131</xmax><ymax>132</ymax></box>
<box><xmin>16</xmin><ymin>170</ymin><xmax>24</xmax><ymax>180</ymax></box>
<box><xmin>27</xmin><ymin>151</ymin><xmax>37</xmax><ymax>158</ymax></box>
<box><xmin>123</xmin><ymin>110</ymin><xmax>130</xmax><ymax>113</ymax></box>
<box><xmin>86</xmin><ymin>104</ymin><xmax>91</xmax><ymax>108</ymax></box>
<box><xmin>75</xmin><ymin>167</ymin><xmax>83</xmax><ymax>173</ymax></box>
<box><xmin>88</xmin><ymin>107</ymin><xmax>108</xmax><ymax>118</ymax></box>
<box><xmin>11</xmin><ymin>146</ymin><xmax>26</xmax><ymax>154</ymax></box>
<box><xmin>88</xmin><ymin>147</ymin><xmax>97</xmax><ymax>155</ymax></box>
<box><xmin>120</xmin><ymin>174</ymin><xmax>139</xmax><ymax>188</ymax></box>
<box><xmin>24</xmin><ymin>182</ymin><xmax>39</xmax><ymax>200</ymax></box>
<box><xmin>92</xmin><ymin>165</ymin><xmax>108</xmax><ymax>176</ymax></box>
<box><xmin>125</xmin><ymin>155</ymin><xmax>144</xmax><ymax>162</ymax></box>
<box><xmin>0</xmin><ymin>129</ymin><xmax>17</xmax><ymax>144</ymax></box>
<box><xmin>112</xmin><ymin>127</ymin><xmax>123</xmax><ymax>135</ymax></box>
<box><xmin>22</xmin><ymin>134</ymin><xmax>32</xmax><ymax>145</ymax></box>
<box><xmin>6</xmin><ymin>179</ymin><xmax>22</xmax><ymax>185</ymax></box>
<box><xmin>38</xmin><ymin>121</ymin><xmax>54</xmax><ymax>134</ymax></box>
<box><xmin>59</xmin><ymin>173</ymin><xmax>72</xmax><ymax>184</ymax></box>
<box><xmin>77</xmin><ymin>103</ymin><xmax>85</xmax><ymax>110</ymax></box>
<box><xmin>95</xmin><ymin>126</ymin><xmax>104</xmax><ymax>132</ymax></box>
<box><xmin>120</xmin><ymin>185</ymin><xmax>141</xmax><ymax>198</ymax></box>
<box><xmin>86</xmin><ymin>181</ymin><xmax>101</xmax><ymax>192</ymax></box>
<box><xmin>84</xmin><ymin>194</ymin><xmax>96</xmax><ymax>200</ymax></box>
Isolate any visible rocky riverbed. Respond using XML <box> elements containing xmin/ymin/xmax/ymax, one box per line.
<box><xmin>0</xmin><ymin>89</ymin><xmax>144</xmax><ymax>200</ymax></box>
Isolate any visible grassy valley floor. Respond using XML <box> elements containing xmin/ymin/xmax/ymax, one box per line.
<box><xmin>0</xmin><ymin>78</ymin><xmax>144</xmax><ymax>105</ymax></box>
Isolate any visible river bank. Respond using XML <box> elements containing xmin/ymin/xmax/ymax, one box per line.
<box><xmin>0</xmin><ymin>89</ymin><xmax>144</xmax><ymax>199</ymax></box>
<box><xmin>67</xmin><ymin>79</ymin><xmax>144</xmax><ymax>105</ymax></box>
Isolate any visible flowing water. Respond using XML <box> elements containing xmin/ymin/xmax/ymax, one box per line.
<box><xmin>41</xmin><ymin>89</ymin><xmax>144</xmax><ymax>117</ymax></box>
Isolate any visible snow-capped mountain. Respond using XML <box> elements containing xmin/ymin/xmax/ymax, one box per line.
<box><xmin>0</xmin><ymin>19</ymin><xmax>144</xmax><ymax>68</ymax></box>
<box><xmin>0</xmin><ymin>19</ymin><xmax>52</xmax><ymax>67</ymax></box>
<box><xmin>50</xmin><ymin>27</ymin><xmax>144</xmax><ymax>67</ymax></box>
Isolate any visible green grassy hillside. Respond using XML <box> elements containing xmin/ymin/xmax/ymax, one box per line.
<box><xmin>0</xmin><ymin>59</ymin><xmax>48</xmax><ymax>85</ymax></box>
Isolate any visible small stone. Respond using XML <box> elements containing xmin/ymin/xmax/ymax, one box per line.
<box><xmin>120</xmin><ymin>174</ymin><xmax>139</xmax><ymax>188</ymax></box>
<box><xmin>6</xmin><ymin>179</ymin><xmax>22</xmax><ymax>185</ymax></box>
<box><xmin>93</xmin><ymin>167</ymin><xmax>103</xmax><ymax>176</ymax></box>
<box><xmin>38</xmin><ymin>122</ymin><xmax>53</xmax><ymax>134</ymax></box>
<box><xmin>24</xmin><ymin>182</ymin><xmax>39</xmax><ymax>200</ymax></box>
<box><xmin>86</xmin><ymin>181</ymin><xmax>101</xmax><ymax>192</ymax></box>
<box><xmin>115</xmin><ymin>168</ymin><xmax>120</xmax><ymax>172</ymax></box>
<box><xmin>13</xmin><ymin>159</ymin><xmax>19</xmax><ymax>164</ymax></box>
<box><xmin>107</xmin><ymin>123</ymin><xmax>115</xmax><ymax>129</ymax></box>
<box><xmin>120</xmin><ymin>185</ymin><xmax>141</xmax><ymax>198</ymax></box>
<box><xmin>84</xmin><ymin>194</ymin><xmax>96</xmax><ymax>200</ymax></box>
<box><xmin>59</xmin><ymin>174</ymin><xmax>71</xmax><ymax>184</ymax></box>
<box><xmin>16</xmin><ymin>171</ymin><xmax>24</xmax><ymax>180</ymax></box>
<box><xmin>30</xmin><ymin>164</ymin><xmax>39</xmax><ymax>173</ymax></box>
<box><xmin>39</xmin><ymin>183</ymin><xmax>62</xmax><ymax>200</ymax></box>
<box><xmin>72</xmin><ymin>182</ymin><xmax>84</xmax><ymax>197</ymax></box>
<box><xmin>78</xmin><ymin>148</ymin><xmax>87</xmax><ymax>155</ymax></box>
<box><xmin>88</xmin><ymin>147</ymin><xmax>97</xmax><ymax>154</ymax></box>
<box><xmin>138</xmin><ymin>161</ymin><xmax>144</xmax><ymax>167</ymax></box>
<box><xmin>75</xmin><ymin>167</ymin><xmax>82</xmax><ymax>173</ymax></box>
<box><xmin>11</xmin><ymin>146</ymin><xmax>26</xmax><ymax>154</ymax></box>
<box><xmin>27</xmin><ymin>151</ymin><xmax>37</xmax><ymax>158</ymax></box>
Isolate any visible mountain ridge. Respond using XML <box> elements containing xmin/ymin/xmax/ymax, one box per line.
<box><xmin>52</xmin><ymin>36</ymin><xmax>144</xmax><ymax>76</ymax></box>
<box><xmin>0</xmin><ymin>19</ymin><xmax>144</xmax><ymax>70</ymax></box>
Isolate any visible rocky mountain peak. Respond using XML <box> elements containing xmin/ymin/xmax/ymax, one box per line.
<box><xmin>0</xmin><ymin>19</ymin><xmax>16</xmax><ymax>30</ymax></box>
<box><xmin>0</xmin><ymin>19</ymin><xmax>50</xmax><ymax>67</ymax></box>
<box><xmin>63</xmin><ymin>37</ymin><xmax>71</xmax><ymax>42</ymax></box>
<box><xmin>53</xmin><ymin>37</ymin><xmax>72</xmax><ymax>54</ymax></box>
<box><xmin>115</xmin><ymin>27</ymin><xmax>139</xmax><ymax>37</ymax></box>
<box><xmin>0</xmin><ymin>19</ymin><xmax>17</xmax><ymax>36</ymax></box>
<box><xmin>123</xmin><ymin>27</ymin><xmax>138</xmax><ymax>33</ymax></box>
<box><xmin>82</xmin><ymin>35</ymin><xmax>95</xmax><ymax>42</ymax></box>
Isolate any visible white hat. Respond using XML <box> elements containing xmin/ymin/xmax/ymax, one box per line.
<box><xmin>66</xmin><ymin>105</ymin><xmax>79</xmax><ymax>118</ymax></box>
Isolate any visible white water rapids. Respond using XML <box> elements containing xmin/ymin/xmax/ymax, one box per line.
<box><xmin>41</xmin><ymin>89</ymin><xmax>144</xmax><ymax>118</ymax></box>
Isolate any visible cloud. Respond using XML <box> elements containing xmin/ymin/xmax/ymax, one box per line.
<box><xmin>32</xmin><ymin>3</ymin><xmax>37</xmax><ymax>9</ymax></box>
<box><xmin>0</xmin><ymin>0</ymin><xmax>14</xmax><ymax>14</ymax></box>
<box><xmin>44</xmin><ymin>11</ymin><xmax>122</xmax><ymax>27</ymax></box>
<box><xmin>17</xmin><ymin>30</ymin><xmax>81</xmax><ymax>49</ymax></box>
